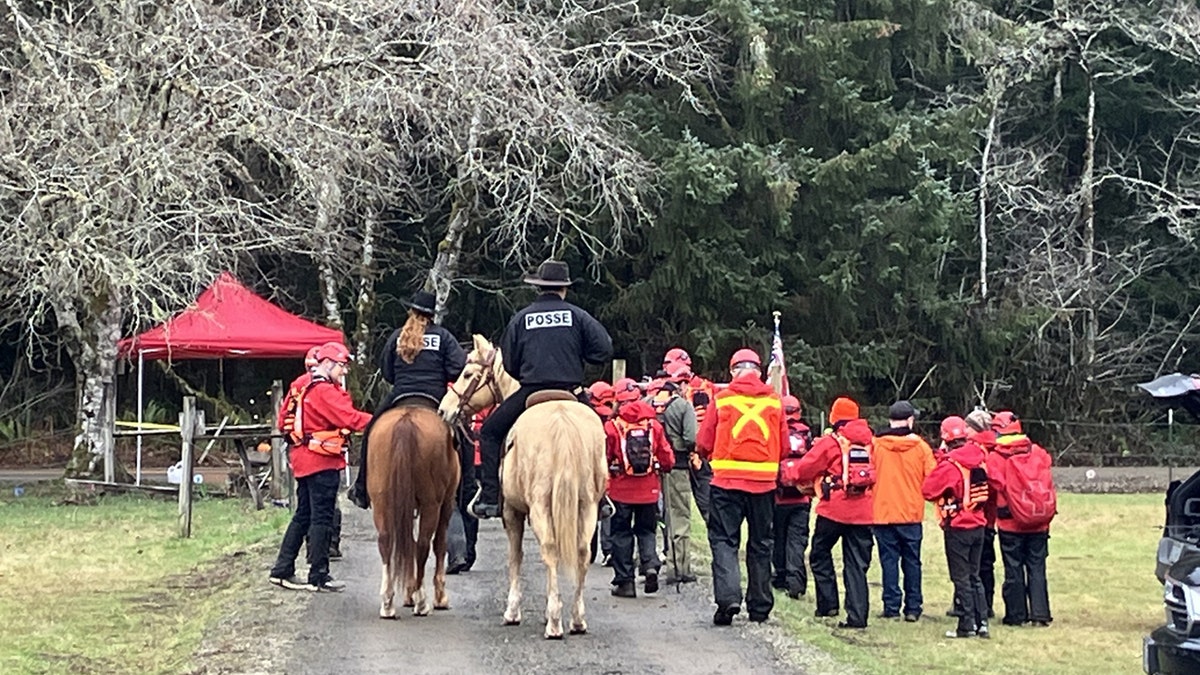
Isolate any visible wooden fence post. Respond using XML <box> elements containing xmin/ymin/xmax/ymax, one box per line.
<box><xmin>612</xmin><ymin>359</ymin><xmax>626</xmax><ymax>383</ymax></box>
<box><xmin>178</xmin><ymin>397</ymin><xmax>196</xmax><ymax>538</ymax></box>
<box><xmin>269</xmin><ymin>380</ymin><xmax>286</xmax><ymax>502</ymax></box>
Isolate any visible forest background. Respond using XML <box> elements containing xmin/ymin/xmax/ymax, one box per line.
<box><xmin>2</xmin><ymin>0</ymin><xmax>1200</xmax><ymax>474</ymax></box>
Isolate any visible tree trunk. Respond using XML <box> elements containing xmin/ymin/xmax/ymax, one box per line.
<box><xmin>979</xmin><ymin>100</ymin><xmax>999</xmax><ymax>300</ymax></box>
<box><xmin>352</xmin><ymin>214</ymin><xmax>378</xmax><ymax>366</ymax></box>
<box><xmin>315</xmin><ymin>172</ymin><xmax>345</xmax><ymax>330</ymax></box>
<box><xmin>64</xmin><ymin>292</ymin><xmax>130</xmax><ymax>481</ymax></box>
<box><xmin>427</xmin><ymin>108</ymin><xmax>482</xmax><ymax>322</ymax></box>
<box><xmin>1081</xmin><ymin>67</ymin><xmax>1097</xmax><ymax>371</ymax></box>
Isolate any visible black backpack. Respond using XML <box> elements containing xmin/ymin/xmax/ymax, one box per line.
<box><xmin>614</xmin><ymin>418</ymin><xmax>657</xmax><ymax>476</ymax></box>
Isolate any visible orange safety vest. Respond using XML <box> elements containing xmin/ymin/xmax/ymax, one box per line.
<box><xmin>937</xmin><ymin>459</ymin><xmax>989</xmax><ymax>522</ymax></box>
<box><xmin>286</xmin><ymin>380</ymin><xmax>350</xmax><ymax>457</ymax></box>
<box><xmin>709</xmin><ymin>390</ymin><xmax>782</xmax><ymax>483</ymax></box>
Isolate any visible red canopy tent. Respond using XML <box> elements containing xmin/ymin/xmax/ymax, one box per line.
<box><xmin>118</xmin><ymin>272</ymin><xmax>344</xmax><ymax>484</ymax></box>
<box><xmin>119</xmin><ymin>271</ymin><xmax>344</xmax><ymax>360</ymax></box>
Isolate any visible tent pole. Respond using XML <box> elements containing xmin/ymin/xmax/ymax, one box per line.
<box><xmin>136</xmin><ymin>349</ymin><xmax>144</xmax><ymax>486</ymax></box>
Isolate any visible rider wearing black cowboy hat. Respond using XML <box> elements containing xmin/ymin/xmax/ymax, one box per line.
<box><xmin>469</xmin><ymin>259</ymin><xmax>613</xmax><ymax>519</ymax></box>
<box><xmin>348</xmin><ymin>289</ymin><xmax>467</xmax><ymax>510</ymax></box>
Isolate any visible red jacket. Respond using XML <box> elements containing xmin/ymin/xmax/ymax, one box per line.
<box><xmin>989</xmin><ymin>433</ymin><xmax>1052</xmax><ymax>533</ymax></box>
<box><xmin>922</xmin><ymin>442</ymin><xmax>988</xmax><ymax>529</ymax></box>
<box><xmin>785</xmin><ymin>419</ymin><xmax>874</xmax><ymax>525</ymax></box>
<box><xmin>288</xmin><ymin>377</ymin><xmax>372</xmax><ymax>478</ymax></box>
<box><xmin>605</xmin><ymin>401</ymin><xmax>674</xmax><ymax>505</ymax></box>
<box><xmin>696</xmin><ymin>374</ymin><xmax>788</xmax><ymax>495</ymax></box>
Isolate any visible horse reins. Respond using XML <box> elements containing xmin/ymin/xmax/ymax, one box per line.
<box><xmin>449</xmin><ymin>347</ymin><xmax>503</xmax><ymax>420</ymax></box>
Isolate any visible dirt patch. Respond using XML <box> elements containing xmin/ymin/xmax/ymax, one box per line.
<box><xmin>187</xmin><ymin>546</ymin><xmax>310</xmax><ymax>675</ymax></box>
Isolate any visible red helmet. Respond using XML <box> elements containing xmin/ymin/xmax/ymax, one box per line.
<box><xmin>613</xmin><ymin>378</ymin><xmax>642</xmax><ymax>403</ymax></box>
<box><xmin>991</xmin><ymin>410</ymin><xmax>1022</xmax><ymax>435</ymax></box>
<box><xmin>729</xmin><ymin>348</ymin><xmax>761</xmax><ymax>370</ymax></box>
<box><xmin>782</xmin><ymin>395</ymin><xmax>802</xmax><ymax>419</ymax></box>
<box><xmin>587</xmin><ymin>381</ymin><xmax>614</xmax><ymax>404</ymax></box>
<box><xmin>940</xmin><ymin>416</ymin><xmax>970</xmax><ymax>443</ymax></box>
<box><xmin>304</xmin><ymin>346</ymin><xmax>320</xmax><ymax>369</ymax></box>
<box><xmin>314</xmin><ymin>341</ymin><xmax>351</xmax><ymax>364</ymax></box>
<box><xmin>663</xmin><ymin>347</ymin><xmax>692</xmax><ymax>369</ymax></box>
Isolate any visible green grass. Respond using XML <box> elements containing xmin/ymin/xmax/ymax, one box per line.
<box><xmin>691</xmin><ymin>493</ymin><xmax>1165</xmax><ymax>675</ymax></box>
<box><xmin>0</xmin><ymin>486</ymin><xmax>289</xmax><ymax>674</ymax></box>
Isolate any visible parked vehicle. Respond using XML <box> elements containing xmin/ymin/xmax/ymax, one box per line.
<box><xmin>1139</xmin><ymin>374</ymin><xmax>1200</xmax><ymax>674</ymax></box>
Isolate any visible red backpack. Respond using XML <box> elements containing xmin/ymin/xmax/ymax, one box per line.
<box><xmin>1002</xmin><ymin>444</ymin><xmax>1057</xmax><ymax>529</ymax></box>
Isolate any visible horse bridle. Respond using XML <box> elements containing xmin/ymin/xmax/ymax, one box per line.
<box><xmin>448</xmin><ymin>347</ymin><xmax>503</xmax><ymax>421</ymax></box>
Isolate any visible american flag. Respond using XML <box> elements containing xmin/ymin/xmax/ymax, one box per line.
<box><xmin>767</xmin><ymin>311</ymin><xmax>789</xmax><ymax>397</ymax></box>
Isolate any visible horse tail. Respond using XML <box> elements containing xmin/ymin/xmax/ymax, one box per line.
<box><xmin>549</xmin><ymin>407</ymin><xmax>586</xmax><ymax>586</ymax></box>
<box><xmin>388</xmin><ymin>411</ymin><xmax>419</xmax><ymax>581</ymax></box>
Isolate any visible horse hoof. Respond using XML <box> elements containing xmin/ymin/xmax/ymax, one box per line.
<box><xmin>414</xmin><ymin>606</ymin><xmax>432</xmax><ymax>617</ymax></box>
<box><xmin>570</xmin><ymin>626</ymin><xmax>587</xmax><ymax>635</ymax></box>
<box><xmin>402</xmin><ymin>601</ymin><xmax>415</xmax><ymax>608</ymax></box>
<box><xmin>379</xmin><ymin>612</ymin><xmax>397</xmax><ymax>620</ymax></box>
<box><xmin>503</xmin><ymin>618</ymin><xmax>521</xmax><ymax>626</ymax></box>
<box><xmin>545</xmin><ymin>632</ymin><xmax>564</xmax><ymax>640</ymax></box>
<box><xmin>435</xmin><ymin>604</ymin><xmax>451</xmax><ymax>611</ymax></box>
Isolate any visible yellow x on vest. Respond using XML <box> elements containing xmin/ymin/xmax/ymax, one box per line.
<box><xmin>716</xmin><ymin>395</ymin><xmax>780</xmax><ymax>440</ymax></box>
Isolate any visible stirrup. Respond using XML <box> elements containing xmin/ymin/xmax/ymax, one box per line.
<box><xmin>599</xmin><ymin>495</ymin><xmax>616</xmax><ymax>520</ymax></box>
<box><xmin>467</xmin><ymin>485</ymin><xmax>501</xmax><ymax>520</ymax></box>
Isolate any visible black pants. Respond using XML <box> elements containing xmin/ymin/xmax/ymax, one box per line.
<box><xmin>945</xmin><ymin>527</ymin><xmax>987</xmax><ymax>634</ymax></box>
<box><xmin>981</xmin><ymin>527</ymin><xmax>996</xmax><ymax>615</ymax></box>
<box><xmin>708</xmin><ymin>486</ymin><xmax>774</xmax><ymax>619</ymax></box>
<box><xmin>478</xmin><ymin>383</ymin><xmax>582</xmax><ymax>503</ymax></box>
<box><xmin>809</xmin><ymin>515</ymin><xmax>873</xmax><ymax>627</ymax></box>
<box><xmin>305</xmin><ymin>505</ymin><xmax>342</xmax><ymax>563</ymax></box>
<box><xmin>690</xmin><ymin>459</ymin><xmax>713</xmax><ymax>522</ymax></box>
<box><xmin>999</xmin><ymin>530</ymin><xmax>1052</xmax><ymax>624</ymax></box>
<box><xmin>611</xmin><ymin>501</ymin><xmax>659</xmax><ymax>585</ymax></box>
<box><xmin>772</xmin><ymin>502</ymin><xmax>810</xmax><ymax>595</ymax></box>
<box><xmin>271</xmin><ymin>469</ymin><xmax>340</xmax><ymax>585</ymax></box>
<box><xmin>448</xmin><ymin>430</ymin><xmax>478</xmax><ymax>567</ymax></box>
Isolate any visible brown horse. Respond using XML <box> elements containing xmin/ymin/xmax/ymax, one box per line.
<box><xmin>440</xmin><ymin>335</ymin><xmax>607</xmax><ymax>639</ymax></box>
<box><xmin>366</xmin><ymin>405</ymin><xmax>460</xmax><ymax>618</ymax></box>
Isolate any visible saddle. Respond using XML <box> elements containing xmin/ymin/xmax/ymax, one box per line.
<box><xmin>525</xmin><ymin>389</ymin><xmax>578</xmax><ymax>409</ymax></box>
<box><xmin>388</xmin><ymin>392</ymin><xmax>441</xmax><ymax>412</ymax></box>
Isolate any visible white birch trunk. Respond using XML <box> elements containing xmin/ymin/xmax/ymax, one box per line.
<box><xmin>979</xmin><ymin>102</ymin><xmax>998</xmax><ymax>300</ymax></box>
<box><xmin>353</xmin><ymin>215</ymin><xmax>377</xmax><ymax>365</ymax></box>
<box><xmin>64</xmin><ymin>293</ymin><xmax>126</xmax><ymax>480</ymax></box>
<box><xmin>1081</xmin><ymin>68</ymin><xmax>1097</xmax><ymax>369</ymax></box>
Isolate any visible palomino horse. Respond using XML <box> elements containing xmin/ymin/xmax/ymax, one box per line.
<box><xmin>366</xmin><ymin>404</ymin><xmax>460</xmax><ymax>618</ymax></box>
<box><xmin>440</xmin><ymin>334</ymin><xmax>607</xmax><ymax>639</ymax></box>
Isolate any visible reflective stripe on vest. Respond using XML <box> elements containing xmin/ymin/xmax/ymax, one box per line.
<box><xmin>715</xmin><ymin>395</ymin><xmax>781</xmax><ymax>440</ymax></box>
<box><xmin>710</xmin><ymin>458</ymin><xmax>780</xmax><ymax>473</ymax></box>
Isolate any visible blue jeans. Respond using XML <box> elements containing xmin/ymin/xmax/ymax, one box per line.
<box><xmin>875</xmin><ymin>523</ymin><xmax>924</xmax><ymax>616</ymax></box>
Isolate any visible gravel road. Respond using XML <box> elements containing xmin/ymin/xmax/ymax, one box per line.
<box><xmin>283</xmin><ymin>506</ymin><xmax>806</xmax><ymax>675</ymax></box>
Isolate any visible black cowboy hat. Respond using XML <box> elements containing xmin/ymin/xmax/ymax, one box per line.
<box><xmin>522</xmin><ymin>259</ymin><xmax>573</xmax><ymax>287</ymax></box>
<box><xmin>403</xmin><ymin>290</ymin><xmax>437</xmax><ymax>316</ymax></box>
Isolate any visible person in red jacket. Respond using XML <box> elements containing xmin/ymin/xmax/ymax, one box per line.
<box><xmin>664</xmin><ymin>347</ymin><xmax>716</xmax><ymax>522</ymax></box>
<box><xmin>269</xmin><ymin>342</ymin><xmax>372</xmax><ymax>593</ymax></box>
<box><xmin>773</xmin><ymin>395</ymin><xmax>813</xmax><ymax>599</ymax></box>
<box><xmin>696</xmin><ymin>349</ymin><xmax>788</xmax><ymax>626</ymax></box>
<box><xmin>989</xmin><ymin>411</ymin><xmax>1053</xmax><ymax>627</ymax></box>
<box><xmin>606</xmin><ymin>378</ymin><xmax>674</xmax><ymax>598</ymax></box>
<box><xmin>587</xmin><ymin>380</ymin><xmax>616</xmax><ymax>419</ymax></box>
<box><xmin>963</xmin><ymin>409</ymin><xmax>998</xmax><ymax>620</ymax></box>
<box><xmin>784</xmin><ymin>397</ymin><xmax>875</xmax><ymax>629</ymax></box>
<box><xmin>924</xmin><ymin>420</ymin><xmax>990</xmax><ymax>639</ymax></box>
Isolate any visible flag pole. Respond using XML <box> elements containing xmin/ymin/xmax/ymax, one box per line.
<box><xmin>769</xmin><ymin>310</ymin><xmax>784</xmax><ymax>396</ymax></box>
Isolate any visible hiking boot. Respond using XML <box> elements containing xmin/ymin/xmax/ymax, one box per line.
<box><xmin>1032</xmin><ymin>620</ymin><xmax>1051</xmax><ymax>627</ymax></box>
<box><xmin>269</xmin><ymin>575</ymin><xmax>313</xmax><ymax>591</ymax></box>
<box><xmin>786</xmin><ymin>589</ymin><xmax>805</xmax><ymax>600</ymax></box>
<box><xmin>611</xmin><ymin>581</ymin><xmax>636</xmax><ymax>598</ymax></box>
<box><xmin>904</xmin><ymin>613</ymin><xmax>920</xmax><ymax>623</ymax></box>
<box><xmin>328</xmin><ymin>547</ymin><xmax>343</xmax><ymax>560</ymax></box>
<box><xmin>946</xmin><ymin>607</ymin><xmax>961</xmax><ymax>618</ymax></box>
<box><xmin>468</xmin><ymin>488</ymin><xmax>501</xmax><ymax>520</ymax></box>
<box><xmin>836</xmin><ymin>621</ymin><xmax>867</xmax><ymax>630</ymax></box>
<box><xmin>945</xmin><ymin>630</ymin><xmax>976</xmax><ymax>638</ymax></box>
<box><xmin>347</xmin><ymin>483</ymin><xmax>370</xmax><ymax>510</ymax></box>
<box><xmin>601</xmin><ymin>553</ymin><xmax>613</xmax><ymax>567</ymax></box>
<box><xmin>314</xmin><ymin>578</ymin><xmax>346</xmax><ymax>593</ymax></box>
<box><xmin>879</xmin><ymin>612</ymin><xmax>900</xmax><ymax>619</ymax></box>
<box><xmin>749</xmin><ymin>613</ymin><xmax>769</xmax><ymax>624</ymax></box>
<box><xmin>771</xmin><ymin>577</ymin><xmax>787</xmax><ymax>590</ymax></box>
<box><xmin>977</xmin><ymin>622</ymin><xmax>990</xmax><ymax>639</ymax></box>
<box><xmin>447</xmin><ymin>558</ymin><xmax>470</xmax><ymax>575</ymax></box>
<box><xmin>664</xmin><ymin>573</ymin><xmax>697</xmax><ymax>584</ymax></box>
<box><xmin>713</xmin><ymin>604</ymin><xmax>740</xmax><ymax>627</ymax></box>
<box><xmin>599</xmin><ymin>495</ymin><xmax>616</xmax><ymax>520</ymax></box>
<box><xmin>644</xmin><ymin>569</ymin><xmax>659</xmax><ymax>594</ymax></box>
<box><xmin>815</xmin><ymin>609</ymin><xmax>840</xmax><ymax>618</ymax></box>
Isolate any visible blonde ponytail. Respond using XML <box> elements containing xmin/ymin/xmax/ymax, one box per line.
<box><xmin>396</xmin><ymin>310</ymin><xmax>430</xmax><ymax>364</ymax></box>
